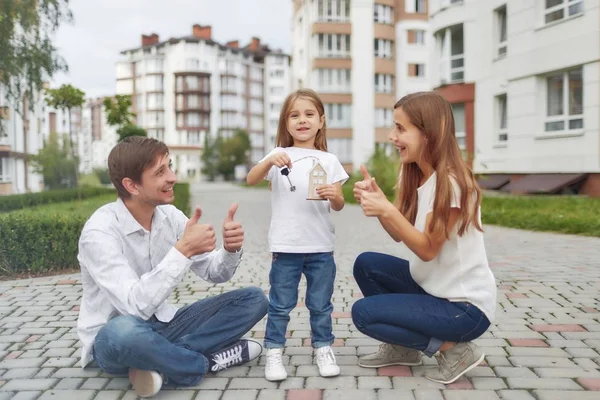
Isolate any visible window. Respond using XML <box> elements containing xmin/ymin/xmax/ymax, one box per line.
<box><xmin>324</xmin><ymin>103</ymin><xmax>352</xmax><ymax>128</ymax></box>
<box><xmin>0</xmin><ymin>157</ymin><xmax>10</xmax><ymax>183</ymax></box>
<box><xmin>146</xmin><ymin>59</ymin><xmax>163</xmax><ymax>73</ymax></box>
<box><xmin>415</xmin><ymin>0</ymin><xmax>426</xmax><ymax>13</ymax></box>
<box><xmin>316</xmin><ymin>0</ymin><xmax>351</xmax><ymax>22</ymax></box>
<box><xmin>374</xmin><ymin>4</ymin><xmax>393</xmax><ymax>24</ymax></box>
<box><xmin>495</xmin><ymin>6</ymin><xmax>507</xmax><ymax>57</ymax></box>
<box><xmin>186</xmin><ymin>58</ymin><xmax>200</xmax><ymax>71</ymax></box>
<box><xmin>374</xmin><ymin>39</ymin><xmax>393</xmax><ymax>59</ymax></box>
<box><xmin>316</xmin><ymin>34</ymin><xmax>351</xmax><ymax>58</ymax></box>
<box><xmin>437</xmin><ymin>24</ymin><xmax>464</xmax><ymax>84</ymax></box>
<box><xmin>408</xmin><ymin>64</ymin><xmax>426</xmax><ymax>77</ymax></box>
<box><xmin>544</xmin><ymin>0</ymin><xmax>583</xmax><ymax>24</ymax></box>
<box><xmin>408</xmin><ymin>30</ymin><xmax>426</xmax><ymax>45</ymax></box>
<box><xmin>147</xmin><ymin>93</ymin><xmax>164</xmax><ymax>109</ymax></box>
<box><xmin>452</xmin><ymin>103</ymin><xmax>466</xmax><ymax>149</ymax></box>
<box><xmin>328</xmin><ymin>138</ymin><xmax>352</xmax><ymax>163</ymax></box>
<box><xmin>374</xmin><ymin>74</ymin><xmax>394</xmax><ymax>93</ymax></box>
<box><xmin>270</xmin><ymin>70</ymin><xmax>285</xmax><ymax>79</ymax></box>
<box><xmin>545</xmin><ymin>67</ymin><xmax>583</xmax><ymax>132</ymax></box>
<box><xmin>0</xmin><ymin>116</ymin><xmax>8</xmax><ymax>144</ymax></box>
<box><xmin>316</xmin><ymin>69</ymin><xmax>351</xmax><ymax>93</ymax></box>
<box><xmin>375</xmin><ymin>108</ymin><xmax>393</xmax><ymax>128</ymax></box>
<box><xmin>496</xmin><ymin>94</ymin><xmax>508</xmax><ymax>142</ymax></box>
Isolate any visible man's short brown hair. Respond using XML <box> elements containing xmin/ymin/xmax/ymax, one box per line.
<box><xmin>108</xmin><ymin>136</ymin><xmax>169</xmax><ymax>199</ymax></box>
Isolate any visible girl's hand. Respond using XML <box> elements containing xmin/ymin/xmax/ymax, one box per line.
<box><xmin>269</xmin><ymin>152</ymin><xmax>292</xmax><ymax>169</ymax></box>
<box><xmin>360</xmin><ymin>178</ymin><xmax>392</xmax><ymax>217</ymax></box>
<box><xmin>316</xmin><ymin>184</ymin><xmax>340</xmax><ymax>200</ymax></box>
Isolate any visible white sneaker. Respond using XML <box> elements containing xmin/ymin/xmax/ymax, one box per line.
<box><xmin>128</xmin><ymin>368</ymin><xmax>162</xmax><ymax>398</ymax></box>
<box><xmin>316</xmin><ymin>346</ymin><xmax>340</xmax><ymax>377</ymax></box>
<box><xmin>265</xmin><ymin>348</ymin><xmax>287</xmax><ymax>381</ymax></box>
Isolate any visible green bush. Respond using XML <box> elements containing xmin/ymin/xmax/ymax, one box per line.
<box><xmin>0</xmin><ymin>213</ymin><xmax>87</xmax><ymax>275</ymax></box>
<box><xmin>0</xmin><ymin>183</ymin><xmax>191</xmax><ymax>276</ymax></box>
<box><xmin>173</xmin><ymin>182</ymin><xmax>191</xmax><ymax>216</ymax></box>
<box><xmin>0</xmin><ymin>186</ymin><xmax>116</xmax><ymax>213</ymax></box>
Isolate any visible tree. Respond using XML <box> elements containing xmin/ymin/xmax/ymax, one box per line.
<box><xmin>45</xmin><ymin>84</ymin><xmax>85</xmax><ymax>162</ymax></box>
<box><xmin>103</xmin><ymin>95</ymin><xmax>146</xmax><ymax>141</ymax></box>
<box><xmin>31</xmin><ymin>131</ymin><xmax>77</xmax><ymax>190</ymax></box>
<box><xmin>217</xmin><ymin>129</ymin><xmax>251</xmax><ymax>180</ymax></box>
<box><xmin>201</xmin><ymin>134</ymin><xmax>219</xmax><ymax>181</ymax></box>
<box><xmin>116</xmin><ymin>123</ymin><xmax>147</xmax><ymax>141</ymax></box>
<box><xmin>0</xmin><ymin>0</ymin><xmax>72</xmax><ymax>132</ymax></box>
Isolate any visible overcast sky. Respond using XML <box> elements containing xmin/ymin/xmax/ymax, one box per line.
<box><xmin>52</xmin><ymin>0</ymin><xmax>293</xmax><ymax>98</ymax></box>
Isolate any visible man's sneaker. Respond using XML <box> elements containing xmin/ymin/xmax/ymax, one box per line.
<box><xmin>316</xmin><ymin>346</ymin><xmax>340</xmax><ymax>377</ymax></box>
<box><xmin>128</xmin><ymin>368</ymin><xmax>162</xmax><ymax>398</ymax></box>
<box><xmin>208</xmin><ymin>339</ymin><xmax>262</xmax><ymax>372</ymax></box>
<box><xmin>358</xmin><ymin>343</ymin><xmax>422</xmax><ymax>368</ymax></box>
<box><xmin>425</xmin><ymin>342</ymin><xmax>485</xmax><ymax>384</ymax></box>
<box><xmin>265</xmin><ymin>348</ymin><xmax>287</xmax><ymax>381</ymax></box>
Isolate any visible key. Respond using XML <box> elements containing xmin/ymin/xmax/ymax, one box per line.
<box><xmin>280</xmin><ymin>167</ymin><xmax>296</xmax><ymax>192</ymax></box>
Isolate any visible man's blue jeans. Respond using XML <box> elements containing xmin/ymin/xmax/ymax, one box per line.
<box><xmin>351</xmin><ymin>252</ymin><xmax>490</xmax><ymax>357</ymax></box>
<box><xmin>92</xmin><ymin>287</ymin><xmax>268</xmax><ymax>386</ymax></box>
<box><xmin>265</xmin><ymin>252</ymin><xmax>336</xmax><ymax>349</ymax></box>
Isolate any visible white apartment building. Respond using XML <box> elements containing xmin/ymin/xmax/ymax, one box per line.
<box><xmin>291</xmin><ymin>0</ymin><xmax>431</xmax><ymax>171</ymax></box>
<box><xmin>115</xmin><ymin>25</ymin><xmax>291</xmax><ymax>182</ymax></box>
<box><xmin>81</xmin><ymin>97</ymin><xmax>118</xmax><ymax>172</ymax></box>
<box><xmin>0</xmin><ymin>86</ymin><xmax>45</xmax><ymax>195</ymax></box>
<box><xmin>429</xmin><ymin>0</ymin><xmax>600</xmax><ymax>196</ymax></box>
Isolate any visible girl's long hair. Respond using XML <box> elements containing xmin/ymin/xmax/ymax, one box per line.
<box><xmin>394</xmin><ymin>91</ymin><xmax>483</xmax><ymax>238</ymax></box>
<box><xmin>275</xmin><ymin>89</ymin><xmax>328</xmax><ymax>151</ymax></box>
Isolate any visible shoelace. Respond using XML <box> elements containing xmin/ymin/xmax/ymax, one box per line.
<box><xmin>317</xmin><ymin>348</ymin><xmax>336</xmax><ymax>365</ymax></box>
<box><xmin>266</xmin><ymin>352</ymin><xmax>284</xmax><ymax>370</ymax></box>
<box><xmin>211</xmin><ymin>345</ymin><xmax>243</xmax><ymax>372</ymax></box>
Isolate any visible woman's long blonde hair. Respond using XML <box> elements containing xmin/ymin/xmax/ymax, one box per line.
<box><xmin>394</xmin><ymin>92</ymin><xmax>482</xmax><ymax>238</ymax></box>
<box><xmin>274</xmin><ymin>89</ymin><xmax>328</xmax><ymax>151</ymax></box>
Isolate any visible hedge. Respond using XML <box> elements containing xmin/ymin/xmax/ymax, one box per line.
<box><xmin>0</xmin><ymin>182</ymin><xmax>192</xmax><ymax>276</ymax></box>
<box><xmin>0</xmin><ymin>186</ymin><xmax>116</xmax><ymax>213</ymax></box>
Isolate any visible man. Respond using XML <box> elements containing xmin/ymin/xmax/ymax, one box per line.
<box><xmin>77</xmin><ymin>136</ymin><xmax>268</xmax><ymax>398</ymax></box>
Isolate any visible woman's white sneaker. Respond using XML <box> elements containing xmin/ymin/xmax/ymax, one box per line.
<box><xmin>316</xmin><ymin>346</ymin><xmax>340</xmax><ymax>377</ymax></box>
<box><xmin>265</xmin><ymin>348</ymin><xmax>287</xmax><ymax>381</ymax></box>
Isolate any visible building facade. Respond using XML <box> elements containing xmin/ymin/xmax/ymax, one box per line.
<box><xmin>116</xmin><ymin>25</ymin><xmax>291</xmax><ymax>182</ymax></box>
<box><xmin>430</xmin><ymin>0</ymin><xmax>600</xmax><ymax>195</ymax></box>
<box><xmin>291</xmin><ymin>0</ymin><xmax>431</xmax><ymax>171</ymax></box>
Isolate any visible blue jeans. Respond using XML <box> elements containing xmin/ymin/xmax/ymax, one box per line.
<box><xmin>265</xmin><ymin>252</ymin><xmax>336</xmax><ymax>349</ymax></box>
<box><xmin>93</xmin><ymin>287</ymin><xmax>268</xmax><ymax>386</ymax></box>
<box><xmin>351</xmin><ymin>252</ymin><xmax>490</xmax><ymax>357</ymax></box>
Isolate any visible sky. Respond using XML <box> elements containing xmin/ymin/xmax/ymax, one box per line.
<box><xmin>52</xmin><ymin>0</ymin><xmax>293</xmax><ymax>98</ymax></box>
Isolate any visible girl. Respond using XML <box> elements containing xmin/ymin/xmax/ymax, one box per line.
<box><xmin>351</xmin><ymin>91</ymin><xmax>497</xmax><ymax>384</ymax></box>
<box><xmin>246</xmin><ymin>89</ymin><xmax>349</xmax><ymax>381</ymax></box>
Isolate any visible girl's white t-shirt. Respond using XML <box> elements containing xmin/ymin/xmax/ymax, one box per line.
<box><xmin>407</xmin><ymin>172</ymin><xmax>497</xmax><ymax>322</ymax></box>
<box><xmin>261</xmin><ymin>147</ymin><xmax>349</xmax><ymax>253</ymax></box>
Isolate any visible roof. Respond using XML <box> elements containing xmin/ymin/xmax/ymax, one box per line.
<box><xmin>501</xmin><ymin>173</ymin><xmax>588</xmax><ymax>194</ymax></box>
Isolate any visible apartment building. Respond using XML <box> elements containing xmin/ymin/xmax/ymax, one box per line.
<box><xmin>429</xmin><ymin>0</ymin><xmax>600</xmax><ymax>196</ymax></box>
<box><xmin>81</xmin><ymin>97</ymin><xmax>118</xmax><ymax>172</ymax></box>
<box><xmin>0</xmin><ymin>87</ymin><xmax>46</xmax><ymax>195</ymax></box>
<box><xmin>115</xmin><ymin>25</ymin><xmax>291</xmax><ymax>182</ymax></box>
<box><xmin>291</xmin><ymin>0</ymin><xmax>431</xmax><ymax>171</ymax></box>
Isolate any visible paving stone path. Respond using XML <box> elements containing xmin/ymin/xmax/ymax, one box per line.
<box><xmin>0</xmin><ymin>182</ymin><xmax>599</xmax><ymax>399</ymax></box>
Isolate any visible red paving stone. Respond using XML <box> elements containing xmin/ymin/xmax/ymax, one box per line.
<box><xmin>72</xmin><ymin>305</ymin><xmax>80</xmax><ymax>312</ymax></box>
<box><xmin>377</xmin><ymin>366</ymin><xmax>412</xmax><ymax>377</ymax></box>
<box><xmin>530</xmin><ymin>324</ymin><xmax>587</xmax><ymax>332</ymax></box>
<box><xmin>57</xmin><ymin>280</ymin><xmax>77</xmax><ymax>285</ymax></box>
<box><xmin>582</xmin><ymin>307</ymin><xmax>599</xmax><ymax>313</ymax></box>
<box><xmin>332</xmin><ymin>338</ymin><xmax>345</xmax><ymax>347</ymax></box>
<box><xmin>447</xmin><ymin>377</ymin><xmax>474</xmax><ymax>390</ymax></box>
<box><xmin>26</xmin><ymin>335</ymin><xmax>41</xmax><ymax>343</ymax></box>
<box><xmin>253</xmin><ymin>331</ymin><xmax>265</xmax><ymax>339</ymax></box>
<box><xmin>577</xmin><ymin>378</ymin><xmax>600</xmax><ymax>391</ymax></box>
<box><xmin>5</xmin><ymin>351</ymin><xmax>23</xmax><ymax>359</ymax></box>
<box><xmin>352</xmin><ymin>293</ymin><xmax>363</xmax><ymax>299</ymax></box>
<box><xmin>508</xmin><ymin>339</ymin><xmax>549</xmax><ymax>347</ymax></box>
<box><xmin>506</xmin><ymin>293</ymin><xmax>528</xmax><ymax>298</ymax></box>
<box><xmin>287</xmin><ymin>389</ymin><xmax>322</xmax><ymax>400</ymax></box>
<box><xmin>331</xmin><ymin>312</ymin><xmax>351</xmax><ymax>318</ymax></box>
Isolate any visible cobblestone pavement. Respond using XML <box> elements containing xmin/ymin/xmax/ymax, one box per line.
<box><xmin>1</xmin><ymin>182</ymin><xmax>599</xmax><ymax>400</ymax></box>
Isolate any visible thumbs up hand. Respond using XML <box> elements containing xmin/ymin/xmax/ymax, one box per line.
<box><xmin>175</xmin><ymin>206</ymin><xmax>216</xmax><ymax>258</ymax></box>
<box><xmin>222</xmin><ymin>203</ymin><xmax>244</xmax><ymax>253</ymax></box>
<box><xmin>353</xmin><ymin>164</ymin><xmax>373</xmax><ymax>204</ymax></box>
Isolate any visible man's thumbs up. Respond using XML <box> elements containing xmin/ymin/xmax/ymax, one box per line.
<box><xmin>186</xmin><ymin>206</ymin><xmax>202</xmax><ymax>229</ymax></box>
<box><xmin>226</xmin><ymin>203</ymin><xmax>238</xmax><ymax>222</ymax></box>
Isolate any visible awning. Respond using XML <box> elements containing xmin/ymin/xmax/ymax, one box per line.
<box><xmin>477</xmin><ymin>174</ymin><xmax>511</xmax><ymax>190</ymax></box>
<box><xmin>502</xmin><ymin>173</ymin><xmax>588</xmax><ymax>194</ymax></box>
